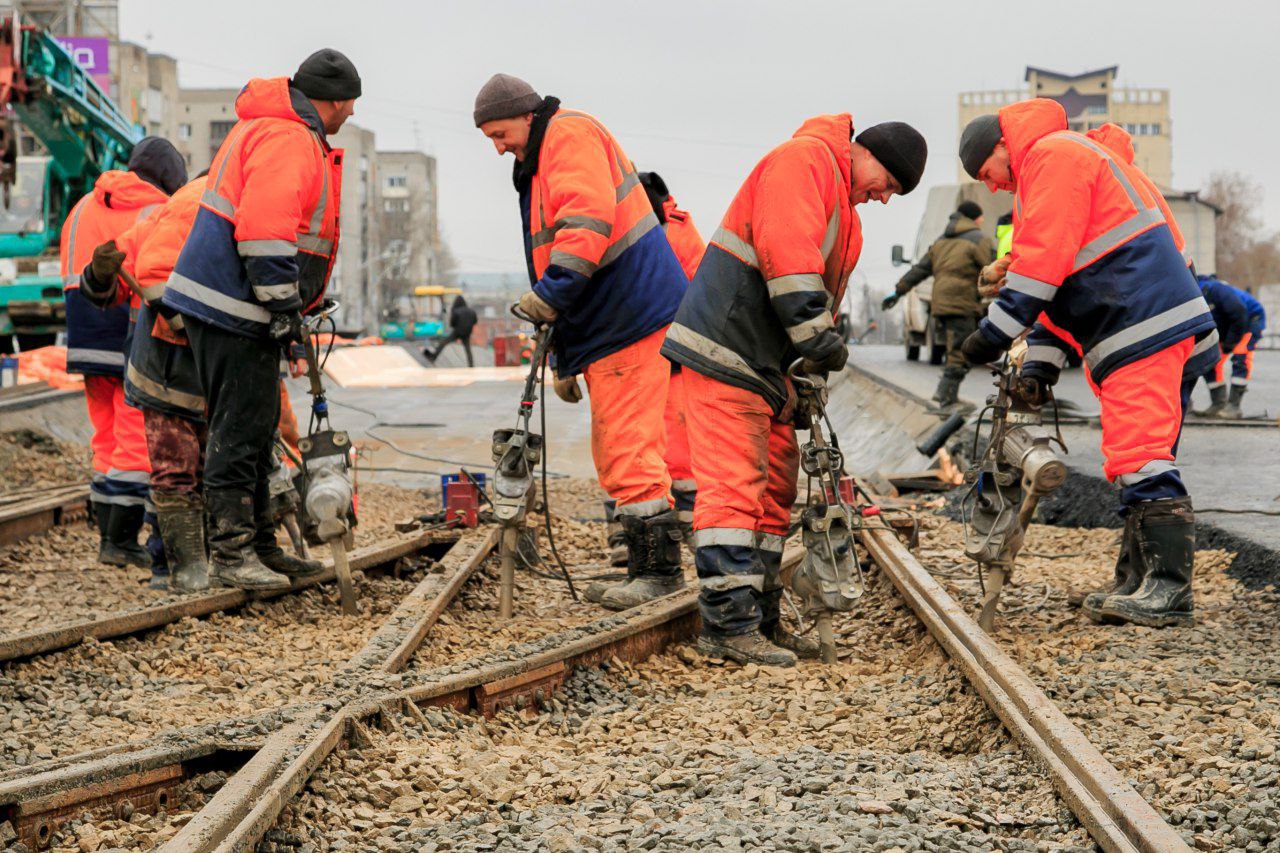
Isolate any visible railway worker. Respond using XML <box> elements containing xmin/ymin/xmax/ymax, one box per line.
<box><xmin>161</xmin><ymin>49</ymin><xmax>358</xmax><ymax>591</ymax></box>
<box><xmin>1196</xmin><ymin>273</ymin><xmax>1265</xmax><ymax>419</ymax></box>
<box><xmin>958</xmin><ymin>99</ymin><xmax>1217</xmax><ymax>629</ymax></box>
<box><xmin>591</xmin><ymin>171</ymin><xmax>708</xmax><ymax>590</ymax></box>
<box><xmin>474</xmin><ymin>74</ymin><xmax>688</xmax><ymax>609</ymax></box>
<box><xmin>662</xmin><ymin>115</ymin><xmax>927</xmax><ymax>666</ymax></box>
<box><xmin>882</xmin><ymin>200</ymin><xmax>994</xmax><ymax>412</ymax></box>
<box><xmin>61</xmin><ymin>137</ymin><xmax>187</xmax><ymax>571</ymax></box>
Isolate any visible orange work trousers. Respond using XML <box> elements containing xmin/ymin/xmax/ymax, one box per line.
<box><xmin>84</xmin><ymin>374</ymin><xmax>151</xmax><ymax>505</ymax></box>
<box><xmin>1209</xmin><ymin>331</ymin><xmax>1254</xmax><ymax>387</ymax></box>
<box><xmin>1095</xmin><ymin>337</ymin><xmax>1193</xmax><ymax>501</ymax></box>
<box><xmin>683</xmin><ymin>368</ymin><xmax>799</xmax><ymax>548</ymax></box>
<box><xmin>581</xmin><ymin>326</ymin><xmax>672</xmax><ymax>516</ymax></box>
<box><xmin>664</xmin><ymin>366</ymin><xmax>695</xmax><ymax>492</ymax></box>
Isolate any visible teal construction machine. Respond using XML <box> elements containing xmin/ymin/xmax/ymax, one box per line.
<box><xmin>0</xmin><ymin>13</ymin><xmax>140</xmax><ymax>349</ymax></box>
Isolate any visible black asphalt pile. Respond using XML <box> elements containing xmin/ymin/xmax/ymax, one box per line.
<box><xmin>914</xmin><ymin>513</ymin><xmax>1280</xmax><ymax>851</ymax></box>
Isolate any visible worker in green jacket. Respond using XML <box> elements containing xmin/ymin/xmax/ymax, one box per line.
<box><xmin>883</xmin><ymin>200</ymin><xmax>995</xmax><ymax>410</ymax></box>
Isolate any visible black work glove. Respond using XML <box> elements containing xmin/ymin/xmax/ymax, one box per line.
<box><xmin>268</xmin><ymin>310</ymin><xmax>305</xmax><ymax>346</ymax></box>
<box><xmin>799</xmin><ymin>331</ymin><xmax>849</xmax><ymax>375</ymax></box>
<box><xmin>961</xmin><ymin>330</ymin><xmax>1005</xmax><ymax>366</ymax></box>
<box><xmin>881</xmin><ymin>293</ymin><xmax>900</xmax><ymax>310</ymax></box>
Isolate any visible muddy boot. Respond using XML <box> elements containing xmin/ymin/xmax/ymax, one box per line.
<box><xmin>93</xmin><ymin>501</ymin><xmax>113</xmax><ymax>565</ymax></box>
<box><xmin>101</xmin><ymin>504</ymin><xmax>153</xmax><ymax>569</ymax></box>
<box><xmin>1193</xmin><ymin>384</ymin><xmax>1227</xmax><ymax>418</ymax></box>
<box><xmin>1098</xmin><ymin>497</ymin><xmax>1194</xmax><ymax>628</ymax></box>
<box><xmin>759</xmin><ymin>548</ymin><xmax>820</xmax><ymax>659</ymax></box>
<box><xmin>696</xmin><ymin>631</ymin><xmax>797</xmax><ymax>667</ymax></box>
<box><xmin>1081</xmin><ymin>511</ymin><xmax>1142</xmax><ymax>623</ymax></box>
<box><xmin>1218</xmin><ymin>384</ymin><xmax>1246</xmax><ymax>420</ymax></box>
<box><xmin>207</xmin><ymin>489</ymin><xmax>291</xmax><ymax>591</ymax></box>
<box><xmin>602</xmin><ymin>500</ymin><xmax>628</xmax><ymax>568</ymax></box>
<box><xmin>672</xmin><ymin>484</ymin><xmax>697</xmax><ymax>544</ymax></box>
<box><xmin>928</xmin><ymin>370</ymin><xmax>972</xmax><ymax>414</ymax></box>
<box><xmin>252</xmin><ymin>481</ymin><xmax>322</xmax><ymax>577</ymax></box>
<box><xmin>155</xmin><ymin>491</ymin><xmax>210</xmax><ymax>594</ymax></box>
<box><xmin>599</xmin><ymin>509</ymin><xmax>686</xmax><ymax>610</ymax></box>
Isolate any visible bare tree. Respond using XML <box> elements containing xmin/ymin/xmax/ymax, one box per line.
<box><xmin>1201</xmin><ymin>171</ymin><xmax>1280</xmax><ymax>287</ymax></box>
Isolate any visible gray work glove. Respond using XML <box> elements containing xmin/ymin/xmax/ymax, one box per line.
<box><xmin>268</xmin><ymin>310</ymin><xmax>305</xmax><ymax>346</ymax></box>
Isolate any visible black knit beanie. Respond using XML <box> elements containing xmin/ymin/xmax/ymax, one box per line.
<box><xmin>855</xmin><ymin>122</ymin><xmax>927</xmax><ymax>194</ymax></box>
<box><xmin>959</xmin><ymin>114</ymin><xmax>1002</xmax><ymax>179</ymax></box>
<box><xmin>128</xmin><ymin>136</ymin><xmax>187</xmax><ymax>195</ymax></box>
<box><xmin>292</xmin><ymin>49</ymin><xmax>362</xmax><ymax>101</ymax></box>
<box><xmin>956</xmin><ymin>200</ymin><xmax>984</xmax><ymax>221</ymax></box>
<box><xmin>638</xmin><ymin>171</ymin><xmax>670</xmax><ymax>222</ymax></box>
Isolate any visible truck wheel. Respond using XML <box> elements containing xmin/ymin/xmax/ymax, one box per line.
<box><xmin>906</xmin><ymin>343</ymin><xmax>921</xmax><ymax>361</ymax></box>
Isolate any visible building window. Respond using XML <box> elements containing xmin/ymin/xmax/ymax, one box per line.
<box><xmin>209</xmin><ymin>120</ymin><xmax>235</xmax><ymax>147</ymax></box>
<box><xmin>1149</xmin><ymin>123</ymin><xmax>1161</xmax><ymax>135</ymax></box>
<box><xmin>1086</xmin><ymin>104</ymin><xmax>1106</xmax><ymax>115</ymax></box>
<box><xmin>387</xmin><ymin>175</ymin><xmax>407</xmax><ymax>189</ymax></box>
<box><xmin>178</xmin><ymin>123</ymin><xmax>191</xmax><ymax>141</ymax></box>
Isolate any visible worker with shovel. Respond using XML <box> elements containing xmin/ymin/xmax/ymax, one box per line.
<box><xmin>475</xmin><ymin>74</ymin><xmax>688</xmax><ymax>609</ymax></box>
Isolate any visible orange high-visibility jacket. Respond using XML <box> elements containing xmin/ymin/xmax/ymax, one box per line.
<box><xmin>522</xmin><ymin>107</ymin><xmax>686</xmax><ymax>374</ymax></box>
<box><xmin>662</xmin><ymin>114</ymin><xmax>863</xmax><ymax>413</ymax></box>
<box><xmin>60</xmin><ymin>171</ymin><xmax>168</xmax><ymax>376</ymax></box>
<box><xmin>1085</xmin><ymin>123</ymin><xmax>1190</xmax><ymax>265</ymax></box>
<box><xmin>662</xmin><ymin>197</ymin><xmax>706</xmax><ymax>281</ymax></box>
<box><xmin>163</xmin><ymin>78</ymin><xmax>343</xmax><ymax>338</ymax></box>
<box><xmin>982</xmin><ymin>99</ymin><xmax>1212</xmax><ymax>385</ymax></box>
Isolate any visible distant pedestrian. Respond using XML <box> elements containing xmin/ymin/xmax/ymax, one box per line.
<box><xmin>424</xmin><ymin>295</ymin><xmax>478</xmax><ymax>366</ymax></box>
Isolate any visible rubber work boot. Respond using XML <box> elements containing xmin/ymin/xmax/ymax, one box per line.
<box><xmin>603</xmin><ymin>500</ymin><xmax>627</xmax><ymax>568</ymax></box>
<box><xmin>1194</xmin><ymin>384</ymin><xmax>1227</xmax><ymax>418</ymax></box>
<box><xmin>1218</xmin><ymin>384</ymin><xmax>1246</xmax><ymax>420</ymax></box>
<box><xmin>93</xmin><ymin>501</ymin><xmax>113</xmax><ymax>565</ymax></box>
<box><xmin>599</xmin><ymin>509</ymin><xmax>686</xmax><ymax>610</ymax></box>
<box><xmin>1081</xmin><ymin>511</ymin><xmax>1142</xmax><ymax>623</ymax></box>
<box><xmin>759</xmin><ymin>550</ymin><xmax>820</xmax><ymax>659</ymax></box>
<box><xmin>252</xmin><ymin>491</ymin><xmax>323</xmax><ymax>578</ymax></box>
<box><xmin>928</xmin><ymin>370</ymin><xmax>973</xmax><ymax>414</ymax></box>
<box><xmin>1098</xmin><ymin>497</ymin><xmax>1195</xmax><ymax>628</ymax></box>
<box><xmin>207</xmin><ymin>489</ymin><xmax>291</xmax><ymax>591</ymax></box>
<box><xmin>696</xmin><ymin>631</ymin><xmax>797</xmax><ymax>667</ymax></box>
<box><xmin>146</xmin><ymin>525</ymin><xmax>170</xmax><ymax>590</ymax></box>
<box><xmin>672</xmin><ymin>486</ymin><xmax>697</xmax><ymax>543</ymax></box>
<box><xmin>154</xmin><ymin>491</ymin><xmax>210</xmax><ymax>594</ymax></box>
<box><xmin>101</xmin><ymin>504</ymin><xmax>153</xmax><ymax>569</ymax></box>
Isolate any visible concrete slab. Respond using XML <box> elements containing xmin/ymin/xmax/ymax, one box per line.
<box><xmin>323</xmin><ymin>345</ymin><xmax>525</xmax><ymax>388</ymax></box>
<box><xmin>849</xmin><ymin>344</ymin><xmax>1280</xmax><ymax>553</ymax></box>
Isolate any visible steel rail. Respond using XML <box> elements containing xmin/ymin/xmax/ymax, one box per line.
<box><xmin>0</xmin><ymin>527</ymin><xmax>461</xmax><ymax>663</ymax></box>
<box><xmin>0</xmin><ymin>526</ymin><xmax>490</xmax><ymax>849</ymax></box>
<box><xmin>0</xmin><ymin>485</ymin><xmax>88</xmax><ymax>547</ymax></box>
<box><xmin>860</xmin><ymin>521</ymin><xmax>1190</xmax><ymax>853</ymax></box>
<box><xmin>166</xmin><ymin>588</ymin><xmax>700</xmax><ymax>852</ymax></box>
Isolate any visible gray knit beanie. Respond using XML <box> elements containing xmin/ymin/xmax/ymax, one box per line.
<box><xmin>474</xmin><ymin>74</ymin><xmax>542</xmax><ymax>127</ymax></box>
<box><xmin>959</xmin><ymin>114</ymin><xmax>1003</xmax><ymax>179</ymax></box>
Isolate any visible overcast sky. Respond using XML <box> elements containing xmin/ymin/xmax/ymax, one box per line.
<box><xmin>121</xmin><ymin>0</ymin><xmax>1280</xmax><ymax>291</ymax></box>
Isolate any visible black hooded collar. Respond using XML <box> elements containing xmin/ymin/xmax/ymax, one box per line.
<box><xmin>513</xmin><ymin>96</ymin><xmax>561</xmax><ymax>192</ymax></box>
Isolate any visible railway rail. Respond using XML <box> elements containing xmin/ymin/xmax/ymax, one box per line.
<box><xmin>0</xmin><ymin>514</ymin><xmax>1192</xmax><ymax>852</ymax></box>
<box><xmin>0</xmin><ymin>484</ymin><xmax>88</xmax><ymax>548</ymax></box>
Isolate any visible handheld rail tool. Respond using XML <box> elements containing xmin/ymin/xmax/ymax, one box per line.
<box><xmin>788</xmin><ymin>360</ymin><xmax>866</xmax><ymax>663</ymax></box>
<box><xmin>296</xmin><ymin>300</ymin><xmax>359</xmax><ymax>614</ymax></box>
<box><xmin>961</xmin><ymin>357</ymin><xmax>1068</xmax><ymax>631</ymax></box>
<box><xmin>490</xmin><ymin>305</ymin><xmax>553</xmax><ymax>620</ymax></box>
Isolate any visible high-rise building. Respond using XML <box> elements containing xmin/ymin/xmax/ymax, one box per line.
<box><xmin>376</xmin><ymin>151</ymin><xmax>439</xmax><ymax>305</ymax></box>
<box><xmin>958</xmin><ymin>65</ymin><xmax>1172</xmax><ymax>188</ymax></box>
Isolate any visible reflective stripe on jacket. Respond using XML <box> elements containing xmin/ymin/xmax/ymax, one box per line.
<box><xmin>60</xmin><ymin>171</ymin><xmax>167</xmax><ymax>376</ymax></box>
<box><xmin>162</xmin><ymin>78</ymin><xmax>343</xmax><ymax>339</ymax></box>
<box><xmin>520</xmin><ymin>107</ymin><xmax>686</xmax><ymax>375</ymax></box>
<box><xmin>116</xmin><ymin>177</ymin><xmax>208</xmax><ymax>419</ymax></box>
<box><xmin>661</xmin><ymin>114</ymin><xmax>863</xmax><ymax>414</ymax></box>
<box><xmin>662</xmin><ymin>198</ymin><xmax>706</xmax><ymax>281</ymax></box>
<box><xmin>981</xmin><ymin>99</ymin><xmax>1213</xmax><ymax>385</ymax></box>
